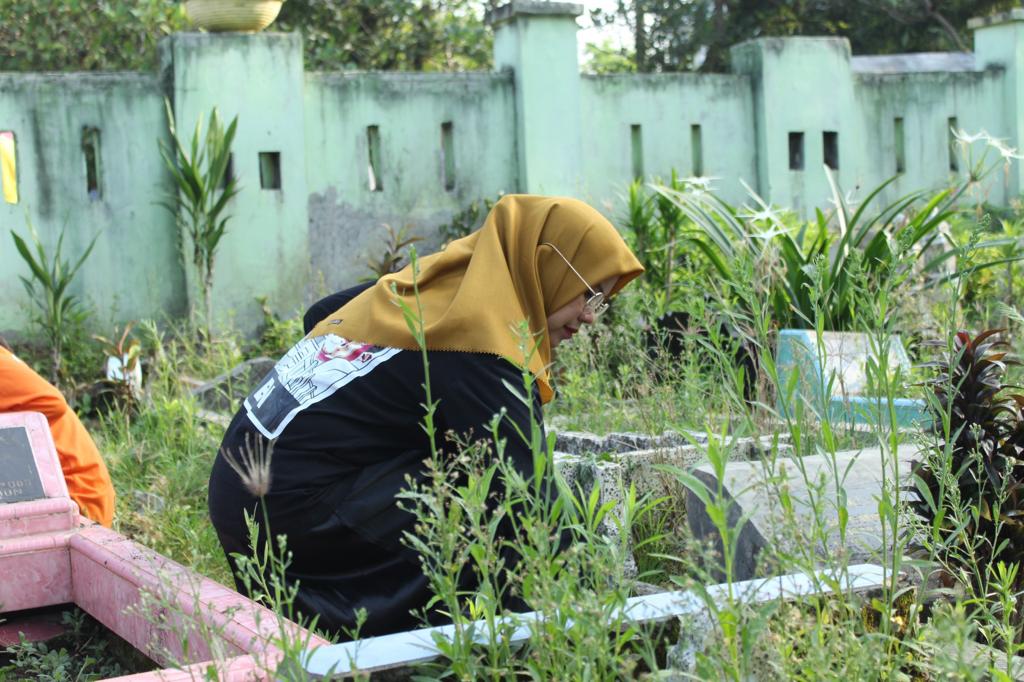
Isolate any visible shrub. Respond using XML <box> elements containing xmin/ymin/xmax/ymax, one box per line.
<box><xmin>653</xmin><ymin>169</ymin><xmax>972</xmax><ymax>332</ymax></box>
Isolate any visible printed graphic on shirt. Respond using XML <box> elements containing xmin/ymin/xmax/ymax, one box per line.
<box><xmin>244</xmin><ymin>334</ymin><xmax>402</xmax><ymax>439</ymax></box>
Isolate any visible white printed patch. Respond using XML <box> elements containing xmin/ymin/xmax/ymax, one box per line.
<box><xmin>243</xmin><ymin>335</ymin><xmax>402</xmax><ymax>439</ymax></box>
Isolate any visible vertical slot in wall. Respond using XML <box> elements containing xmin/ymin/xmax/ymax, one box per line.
<box><xmin>630</xmin><ymin>124</ymin><xmax>644</xmax><ymax>180</ymax></box>
<box><xmin>788</xmin><ymin>132</ymin><xmax>804</xmax><ymax>170</ymax></box>
<box><xmin>823</xmin><ymin>131</ymin><xmax>839</xmax><ymax>171</ymax></box>
<box><xmin>82</xmin><ymin>127</ymin><xmax>102</xmax><ymax>200</ymax></box>
<box><xmin>259</xmin><ymin>152</ymin><xmax>282</xmax><ymax>189</ymax></box>
<box><xmin>0</xmin><ymin>131</ymin><xmax>17</xmax><ymax>204</ymax></box>
<box><xmin>690</xmin><ymin>124</ymin><xmax>703</xmax><ymax>176</ymax></box>
<box><xmin>441</xmin><ymin>122</ymin><xmax>455</xmax><ymax>191</ymax></box>
<box><xmin>948</xmin><ymin>116</ymin><xmax>959</xmax><ymax>172</ymax></box>
<box><xmin>367</xmin><ymin>125</ymin><xmax>383</xmax><ymax>192</ymax></box>
<box><xmin>894</xmin><ymin>117</ymin><xmax>905</xmax><ymax>174</ymax></box>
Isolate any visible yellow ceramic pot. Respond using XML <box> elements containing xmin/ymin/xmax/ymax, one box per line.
<box><xmin>185</xmin><ymin>0</ymin><xmax>284</xmax><ymax>33</ymax></box>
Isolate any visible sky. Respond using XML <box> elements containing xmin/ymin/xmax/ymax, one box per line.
<box><xmin>575</xmin><ymin>0</ymin><xmax>633</xmax><ymax>64</ymax></box>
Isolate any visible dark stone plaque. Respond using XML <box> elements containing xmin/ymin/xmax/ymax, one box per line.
<box><xmin>0</xmin><ymin>426</ymin><xmax>45</xmax><ymax>503</ymax></box>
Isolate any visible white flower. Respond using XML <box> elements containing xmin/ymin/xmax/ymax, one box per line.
<box><xmin>739</xmin><ymin>206</ymin><xmax>780</xmax><ymax>224</ymax></box>
<box><xmin>952</xmin><ymin>128</ymin><xmax>1024</xmax><ymax>161</ymax></box>
<box><xmin>952</xmin><ymin>128</ymin><xmax>986</xmax><ymax>145</ymax></box>
<box><xmin>988</xmin><ymin>135</ymin><xmax>1024</xmax><ymax>162</ymax></box>
<box><xmin>684</xmin><ymin>175</ymin><xmax>718</xmax><ymax>192</ymax></box>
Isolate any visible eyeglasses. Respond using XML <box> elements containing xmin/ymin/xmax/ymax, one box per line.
<box><xmin>541</xmin><ymin>242</ymin><xmax>609</xmax><ymax>318</ymax></box>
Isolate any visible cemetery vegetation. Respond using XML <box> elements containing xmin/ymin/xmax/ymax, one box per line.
<box><xmin>588</xmin><ymin>1</ymin><xmax>1017</xmax><ymax>73</ymax></box>
<box><xmin>0</xmin><ymin>1</ymin><xmax>491</xmax><ymax>74</ymax></box>
<box><xmin>10</xmin><ymin>138</ymin><xmax>1024</xmax><ymax>677</ymax></box>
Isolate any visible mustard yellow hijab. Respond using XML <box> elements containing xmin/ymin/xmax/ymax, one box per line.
<box><xmin>308</xmin><ymin>194</ymin><xmax>644</xmax><ymax>402</ymax></box>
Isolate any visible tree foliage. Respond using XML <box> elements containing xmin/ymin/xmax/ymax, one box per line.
<box><xmin>274</xmin><ymin>0</ymin><xmax>493</xmax><ymax>71</ymax></box>
<box><xmin>0</xmin><ymin>0</ymin><xmax>492</xmax><ymax>73</ymax></box>
<box><xmin>590</xmin><ymin>0</ymin><xmax>1018</xmax><ymax>74</ymax></box>
<box><xmin>0</xmin><ymin>0</ymin><xmax>188</xmax><ymax>71</ymax></box>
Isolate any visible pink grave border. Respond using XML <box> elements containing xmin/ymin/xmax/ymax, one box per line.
<box><xmin>0</xmin><ymin>412</ymin><xmax>329</xmax><ymax>681</ymax></box>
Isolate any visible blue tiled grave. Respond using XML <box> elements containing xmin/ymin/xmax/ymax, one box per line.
<box><xmin>776</xmin><ymin>329</ymin><xmax>929</xmax><ymax>429</ymax></box>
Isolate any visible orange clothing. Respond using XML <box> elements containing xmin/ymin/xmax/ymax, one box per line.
<box><xmin>0</xmin><ymin>347</ymin><xmax>115</xmax><ymax>526</ymax></box>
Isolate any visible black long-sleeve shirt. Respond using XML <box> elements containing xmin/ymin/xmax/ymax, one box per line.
<box><xmin>209</xmin><ymin>285</ymin><xmax>544</xmax><ymax>637</ymax></box>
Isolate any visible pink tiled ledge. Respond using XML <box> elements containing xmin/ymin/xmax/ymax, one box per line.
<box><xmin>0</xmin><ymin>412</ymin><xmax>329</xmax><ymax>681</ymax></box>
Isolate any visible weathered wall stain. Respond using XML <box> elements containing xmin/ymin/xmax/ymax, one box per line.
<box><xmin>28</xmin><ymin>108</ymin><xmax>52</xmax><ymax>219</ymax></box>
<box><xmin>307</xmin><ymin>186</ymin><xmax>452</xmax><ymax>300</ymax></box>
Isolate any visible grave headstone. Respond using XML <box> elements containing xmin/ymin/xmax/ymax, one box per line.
<box><xmin>0</xmin><ymin>411</ymin><xmax>69</xmax><ymax>503</ymax></box>
<box><xmin>0</xmin><ymin>425</ymin><xmax>45</xmax><ymax>503</ymax></box>
<box><xmin>551</xmin><ymin>429</ymin><xmax>791</xmax><ymax>578</ymax></box>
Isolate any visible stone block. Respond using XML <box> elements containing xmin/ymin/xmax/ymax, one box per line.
<box><xmin>301</xmin><ymin>563</ymin><xmax>888</xmax><ymax>678</ymax></box>
<box><xmin>686</xmin><ymin>445</ymin><xmax>915</xmax><ymax>581</ymax></box>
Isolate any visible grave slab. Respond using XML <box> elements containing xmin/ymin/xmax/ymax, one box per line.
<box><xmin>0</xmin><ymin>411</ymin><xmax>329</xmax><ymax>681</ymax></box>
<box><xmin>686</xmin><ymin>445</ymin><xmax>915</xmax><ymax>581</ymax></box>
<box><xmin>301</xmin><ymin>563</ymin><xmax>888</xmax><ymax>678</ymax></box>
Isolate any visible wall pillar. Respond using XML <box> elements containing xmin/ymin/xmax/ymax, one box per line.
<box><xmin>158</xmin><ymin>33</ymin><xmax>310</xmax><ymax>334</ymax></box>
<box><xmin>730</xmin><ymin>37</ymin><xmax>857</xmax><ymax>217</ymax></box>
<box><xmin>971</xmin><ymin>10</ymin><xmax>1024</xmax><ymax>201</ymax></box>
<box><xmin>488</xmin><ymin>1</ymin><xmax>584</xmax><ymax>196</ymax></box>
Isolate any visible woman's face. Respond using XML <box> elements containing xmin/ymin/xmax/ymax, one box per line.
<box><xmin>546</xmin><ymin>275</ymin><xmax>618</xmax><ymax>349</ymax></box>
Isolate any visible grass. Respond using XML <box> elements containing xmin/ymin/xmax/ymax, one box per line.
<box><xmin>9</xmin><ymin>183</ymin><xmax>1024</xmax><ymax>678</ymax></box>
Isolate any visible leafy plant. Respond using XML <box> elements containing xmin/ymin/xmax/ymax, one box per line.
<box><xmin>622</xmin><ymin>171</ymin><xmax>689</xmax><ymax>311</ymax></box>
<box><xmin>437</xmin><ymin>193</ymin><xmax>503</xmax><ymax>246</ymax></box>
<box><xmin>91</xmin><ymin>322</ymin><xmax>143</xmax><ymax>415</ymax></box>
<box><xmin>254</xmin><ymin>296</ymin><xmax>303</xmax><ymax>358</ymax></box>
<box><xmin>0</xmin><ymin>607</ymin><xmax>147</xmax><ymax>680</ymax></box>
<box><xmin>362</xmin><ymin>223</ymin><xmax>423</xmax><ymax>281</ymax></box>
<box><xmin>0</xmin><ymin>0</ymin><xmax>188</xmax><ymax>72</ymax></box>
<box><xmin>654</xmin><ymin>167</ymin><xmax>1016</xmax><ymax>332</ymax></box>
<box><xmin>276</xmin><ymin>0</ymin><xmax>492</xmax><ymax>72</ymax></box>
<box><xmin>10</xmin><ymin>220</ymin><xmax>99</xmax><ymax>385</ymax></box>
<box><xmin>911</xmin><ymin>329</ymin><xmax>1024</xmax><ymax>632</ymax></box>
<box><xmin>158</xmin><ymin>103</ymin><xmax>240</xmax><ymax>340</ymax></box>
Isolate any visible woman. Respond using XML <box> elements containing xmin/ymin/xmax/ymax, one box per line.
<box><xmin>0</xmin><ymin>341</ymin><xmax>115</xmax><ymax>527</ymax></box>
<box><xmin>208</xmin><ymin>194</ymin><xmax>643</xmax><ymax>637</ymax></box>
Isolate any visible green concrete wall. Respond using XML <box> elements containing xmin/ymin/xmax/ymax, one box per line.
<box><xmin>2</xmin><ymin>4</ymin><xmax>1024</xmax><ymax>337</ymax></box>
<box><xmin>579</xmin><ymin>73</ymin><xmax>756</xmax><ymax>208</ymax></box>
<box><xmin>730</xmin><ymin>36</ymin><xmax>1009</xmax><ymax>213</ymax></box>
<box><xmin>854</xmin><ymin>69</ymin><xmax>1006</xmax><ymax>206</ymax></box>
<box><xmin>303</xmin><ymin>72</ymin><xmax>517</xmax><ymax>295</ymax></box>
<box><xmin>160</xmin><ymin>33</ymin><xmax>310</xmax><ymax>333</ymax></box>
<box><xmin>492</xmin><ymin>4</ymin><xmax>584</xmax><ymax>195</ymax></box>
<box><xmin>0</xmin><ymin>73</ymin><xmax>182</xmax><ymax>334</ymax></box>
<box><xmin>732</xmin><ymin>38</ymin><xmax>857</xmax><ymax>216</ymax></box>
<box><xmin>971</xmin><ymin>10</ymin><xmax>1024</xmax><ymax>199</ymax></box>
